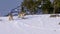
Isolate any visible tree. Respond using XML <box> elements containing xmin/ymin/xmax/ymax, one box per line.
<box><xmin>22</xmin><ymin>0</ymin><xmax>41</xmax><ymax>14</ymax></box>
<box><xmin>53</xmin><ymin>0</ymin><xmax>60</xmax><ymax>14</ymax></box>
<box><xmin>21</xmin><ymin>0</ymin><xmax>52</xmax><ymax>14</ymax></box>
<box><xmin>41</xmin><ymin>0</ymin><xmax>52</xmax><ymax>14</ymax></box>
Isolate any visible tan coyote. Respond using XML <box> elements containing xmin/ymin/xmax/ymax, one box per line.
<box><xmin>8</xmin><ymin>13</ymin><xmax>13</xmax><ymax>21</ymax></box>
<box><xmin>18</xmin><ymin>12</ymin><xmax>26</xmax><ymax>19</ymax></box>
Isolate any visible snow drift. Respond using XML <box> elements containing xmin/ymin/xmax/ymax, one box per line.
<box><xmin>0</xmin><ymin>14</ymin><xmax>60</xmax><ymax>34</ymax></box>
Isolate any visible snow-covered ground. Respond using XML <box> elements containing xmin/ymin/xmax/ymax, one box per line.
<box><xmin>0</xmin><ymin>14</ymin><xmax>60</xmax><ymax>34</ymax></box>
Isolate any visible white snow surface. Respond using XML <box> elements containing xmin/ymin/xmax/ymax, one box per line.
<box><xmin>0</xmin><ymin>14</ymin><xmax>60</xmax><ymax>34</ymax></box>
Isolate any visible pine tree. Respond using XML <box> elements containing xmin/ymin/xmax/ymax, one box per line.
<box><xmin>41</xmin><ymin>0</ymin><xmax>51</xmax><ymax>14</ymax></box>
<box><xmin>22</xmin><ymin>0</ymin><xmax>41</xmax><ymax>14</ymax></box>
<box><xmin>53</xmin><ymin>0</ymin><xmax>60</xmax><ymax>14</ymax></box>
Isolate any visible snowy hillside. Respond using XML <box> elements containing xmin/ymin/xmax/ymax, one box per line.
<box><xmin>0</xmin><ymin>14</ymin><xmax>60</xmax><ymax>34</ymax></box>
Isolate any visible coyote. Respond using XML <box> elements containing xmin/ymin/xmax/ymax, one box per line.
<box><xmin>18</xmin><ymin>12</ymin><xmax>26</xmax><ymax>19</ymax></box>
<box><xmin>8</xmin><ymin>13</ymin><xmax>13</xmax><ymax>21</ymax></box>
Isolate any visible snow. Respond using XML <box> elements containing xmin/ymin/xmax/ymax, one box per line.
<box><xmin>0</xmin><ymin>14</ymin><xmax>60</xmax><ymax>34</ymax></box>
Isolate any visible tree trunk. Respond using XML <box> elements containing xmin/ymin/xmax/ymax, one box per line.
<box><xmin>53</xmin><ymin>6</ymin><xmax>56</xmax><ymax>14</ymax></box>
<box><xmin>44</xmin><ymin>9</ymin><xmax>48</xmax><ymax>14</ymax></box>
<box><xmin>46</xmin><ymin>9</ymin><xmax>48</xmax><ymax>14</ymax></box>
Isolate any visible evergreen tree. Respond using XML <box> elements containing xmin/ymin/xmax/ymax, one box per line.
<box><xmin>41</xmin><ymin>0</ymin><xmax>51</xmax><ymax>14</ymax></box>
<box><xmin>22</xmin><ymin>0</ymin><xmax>41</xmax><ymax>14</ymax></box>
<box><xmin>53</xmin><ymin>0</ymin><xmax>60</xmax><ymax>14</ymax></box>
